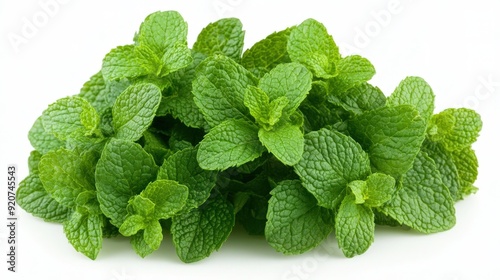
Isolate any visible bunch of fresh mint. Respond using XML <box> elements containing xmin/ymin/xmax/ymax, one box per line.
<box><xmin>17</xmin><ymin>11</ymin><xmax>482</xmax><ymax>262</ymax></box>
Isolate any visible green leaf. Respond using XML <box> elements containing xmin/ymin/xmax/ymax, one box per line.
<box><xmin>294</xmin><ymin>128</ymin><xmax>371</xmax><ymax>209</ymax></box>
<box><xmin>17</xmin><ymin>174</ymin><xmax>71</xmax><ymax>223</ymax></box>
<box><xmin>288</xmin><ymin>19</ymin><xmax>340</xmax><ymax>79</ymax></box>
<box><xmin>329</xmin><ymin>55</ymin><xmax>376</xmax><ymax>95</ymax></box>
<box><xmin>139</xmin><ymin>180</ymin><xmax>189</xmax><ymax>219</ymax></box>
<box><xmin>130</xmin><ymin>231</ymin><xmax>154</xmax><ymax>257</ymax></box>
<box><xmin>381</xmin><ymin>151</ymin><xmax>456</xmax><ymax>233</ymax></box>
<box><xmin>257</xmin><ymin>62</ymin><xmax>312</xmax><ymax>115</ymax></box>
<box><xmin>422</xmin><ymin>141</ymin><xmax>461</xmax><ymax>200</ymax></box>
<box><xmin>95</xmin><ymin>139</ymin><xmax>158</xmax><ymax>227</ymax></box>
<box><xmin>427</xmin><ymin>108</ymin><xmax>482</xmax><ymax>152</ymax></box>
<box><xmin>143</xmin><ymin>220</ymin><xmax>163</xmax><ymax>251</ymax></box>
<box><xmin>28</xmin><ymin>116</ymin><xmax>65</xmax><ymax>154</ymax></box>
<box><xmin>451</xmin><ymin>147</ymin><xmax>479</xmax><ymax>198</ymax></box>
<box><xmin>192</xmin><ymin>55</ymin><xmax>257</xmax><ymax>127</ymax></box>
<box><xmin>258</xmin><ymin>123</ymin><xmax>303</xmax><ymax>166</ymax></box>
<box><xmin>42</xmin><ymin>96</ymin><xmax>102</xmax><ymax>142</ymax></box>
<box><xmin>142</xmin><ymin>130</ymin><xmax>170</xmax><ymax>165</ymax></box>
<box><xmin>171</xmin><ymin>194</ymin><xmax>235</xmax><ymax>263</ymax></box>
<box><xmin>335</xmin><ymin>194</ymin><xmax>374</xmax><ymax>258</ymax></box>
<box><xmin>197</xmin><ymin>119</ymin><xmax>265</xmax><ymax>170</ymax></box>
<box><xmin>63</xmin><ymin>210</ymin><xmax>103</xmax><ymax>260</ymax></box>
<box><xmin>119</xmin><ymin>215</ymin><xmax>146</xmax><ymax>236</ymax></box>
<box><xmin>157</xmin><ymin>147</ymin><xmax>217</xmax><ymax>210</ymax></box>
<box><xmin>348</xmin><ymin>173</ymin><xmax>396</xmax><ymax>207</ymax></box>
<box><xmin>193</xmin><ymin>18</ymin><xmax>245</xmax><ymax>61</ymax></box>
<box><xmin>164</xmin><ymin>51</ymin><xmax>207</xmax><ymax>128</ymax></box>
<box><xmin>28</xmin><ymin>150</ymin><xmax>42</xmax><ymax>174</ymax></box>
<box><xmin>112</xmin><ymin>83</ymin><xmax>162</xmax><ymax>141</ymax></box>
<box><xmin>265</xmin><ymin>180</ymin><xmax>334</xmax><ymax>254</ymax></box>
<box><xmin>241</xmin><ymin>28</ymin><xmax>292</xmax><ymax>78</ymax></box>
<box><xmin>159</xmin><ymin>42</ymin><xmax>192</xmax><ymax>76</ymax></box>
<box><xmin>136</xmin><ymin>11</ymin><xmax>188</xmax><ymax>57</ymax></box>
<box><xmin>244</xmin><ymin>86</ymin><xmax>289</xmax><ymax>129</ymax></box>
<box><xmin>348</xmin><ymin>105</ymin><xmax>426</xmax><ymax>178</ymax></box>
<box><xmin>38</xmin><ymin>149</ymin><xmax>96</xmax><ymax>209</ymax></box>
<box><xmin>101</xmin><ymin>45</ymin><xmax>150</xmax><ymax>81</ymax></box>
<box><xmin>387</xmin><ymin>76</ymin><xmax>435</xmax><ymax>123</ymax></box>
<box><xmin>329</xmin><ymin>82</ymin><xmax>386</xmax><ymax>116</ymax></box>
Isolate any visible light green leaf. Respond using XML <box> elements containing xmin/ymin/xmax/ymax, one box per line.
<box><xmin>381</xmin><ymin>151</ymin><xmax>456</xmax><ymax>233</ymax></box>
<box><xmin>157</xmin><ymin>147</ymin><xmax>217</xmax><ymax>210</ymax></box>
<box><xmin>171</xmin><ymin>194</ymin><xmax>235</xmax><ymax>263</ymax></box>
<box><xmin>241</xmin><ymin>28</ymin><xmax>292</xmax><ymax>78</ymax></box>
<box><xmin>335</xmin><ymin>194</ymin><xmax>374</xmax><ymax>258</ymax></box>
<box><xmin>159</xmin><ymin>42</ymin><xmax>192</xmax><ymax>76</ymax></box>
<box><xmin>95</xmin><ymin>139</ymin><xmax>158</xmax><ymax>227</ymax></box>
<box><xmin>192</xmin><ymin>55</ymin><xmax>257</xmax><ymax>127</ymax></box>
<box><xmin>119</xmin><ymin>215</ymin><xmax>146</xmax><ymax>236</ymax></box>
<box><xmin>143</xmin><ymin>221</ymin><xmax>163</xmax><ymax>251</ymax></box>
<box><xmin>101</xmin><ymin>45</ymin><xmax>150</xmax><ymax>81</ymax></box>
<box><xmin>294</xmin><ymin>128</ymin><xmax>371</xmax><ymax>209</ymax></box>
<box><xmin>348</xmin><ymin>173</ymin><xmax>396</xmax><ymax>207</ymax></box>
<box><xmin>258</xmin><ymin>123</ymin><xmax>303</xmax><ymax>166</ymax></box>
<box><xmin>387</xmin><ymin>76</ymin><xmax>435</xmax><ymax>123</ymax></box>
<box><xmin>427</xmin><ymin>108</ymin><xmax>482</xmax><ymax>152</ymax></box>
<box><xmin>17</xmin><ymin>174</ymin><xmax>71</xmax><ymax>223</ymax></box>
<box><xmin>38</xmin><ymin>149</ymin><xmax>96</xmax><ymax>209</ymax></box>
<box><xmin>288</xmin><ymin>19</ymin><xmax>340</xmax><ymax>79</ymax></box>
<box><xmin>136</xmin><ymin>11</ymin><xmax>188</xmax><ymax>56</ymax></box>
<box><xmin>112</xmin><ymin>83</ymin><xmax>162</xmax><ymax>141</ymax></box>
<box><xmin>265</xmin><ymin>180</ymin><xmax>334</xmax><ymax>254</ymax></box>
<box><xmin>257</xmin><ymin>62</ymin><xmax>312</xmax><ymax>115</ymax></box>
<box><xmin>42</xmin><ymin>96</ymin><xmax>102</xmax><ymax>141</ymax></box>
<box><xmin>164</xmin><ymin>50</ymin><xmax>207</xmax><ymax>128</ymax></box>
<box><xmin>451</xmin><ymin>147</ymin><xmax>479</xmax><ymax>198</ymax></box>
<box><xmin>28</xmin><ymin>116</ymin><xmax>65</xmax><ymax>154</ymax></box>
<box><xmin>193</xmin><ymin>18</ymin><xmax>245</xmax><ymax>61</ymax></box>
<box><xmin>244</xmin><ymin>86</ymin><xmax>289</xmax><ymax>129</ymax></box>
<box><xmin>130</xmin><ymin>230</ymin><xmax>155</xmax><ymax>258</ymax></box>
<box><xmin>348</xmin><ymin>105</ymin><xmax>427</xmax><ymax>178</ymax></box>
<box><xmin>63</xmin><ymin>210</ymin><xmax>103</xmax><ymax>260</ymax></box>
<box><xmin>197</xmin><ymin>119</ymin><xmax>265</xmax><ymax>170</ymax></box>
<box><xmin>328</xmin><ymin>82</ymin><xmax>386</xmax><ymax>115</ymax></box>
<box><xmin>139</xmin><ymin>180</ymin><xmax>189</xmax><ymax>219</ymax></box>
<box><xmin>329</xmin><ymin>55</ymin><xmax>375</xmax><ymax>95</ymax></box>
<box><xmin>422</xmin><ymin>141</ymin><xmax>461</xmax><ymax>200</ymax></box>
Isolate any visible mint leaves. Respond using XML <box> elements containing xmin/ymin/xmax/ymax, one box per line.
<box><xmin>18</xmin><ymin>11</ymin><xmax>482</xmax><ymax>262</ymax></box>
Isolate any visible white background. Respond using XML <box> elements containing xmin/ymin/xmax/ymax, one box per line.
<box><xmin>1</xmin><ymin>0</ymin><xmax>500</xmax><ymax>279</ymax></box>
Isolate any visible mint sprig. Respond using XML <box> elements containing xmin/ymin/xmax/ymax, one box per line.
<box><xmin>17</xmin><ymin>10</ymin><xmax>482</xmax><ymax>262</ymax></box>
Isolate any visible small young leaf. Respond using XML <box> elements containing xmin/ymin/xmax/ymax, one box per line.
<box><xmin>329</xmin><ymin>55</ymin><xmax>376</xmax><ymax>95</ymax></box>
<box><xmin>387</xmin><ymin>76</ymin><xmax>435</xmax><ymax>123</ymax></box>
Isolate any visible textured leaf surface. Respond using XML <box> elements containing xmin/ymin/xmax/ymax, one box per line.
<box><xmin>197</xmin><ymin>119</ymin><xmax>265</xmax><ymax>170</ymax></box>
<box><xmin>288</xmin><ymin>19</ymin><xmax>340</xmax><ymax>78</ymax></box>
<box><xmin>265</xmin><ymin>180</ymin><xmax>334</xmax><ymax>254</ymax></box>
<box><xmin>112</xmin><ymin>83</ymin><xmax>162</xmax><ymax>141</ymax></box>
<box><xmin>329</xmin><ymin>55</ymin><xmax>375</xmax><ymax>94</ymax></box>
<box><xmin>387</xmin><ymin>76</ymin><xmax>435</xmax><ymax>123</ymax></box>
<box><xmin>28</xmin><ymin>116</ymin><xmax>65</xmax><ymax>154</ymax></box>
<box><xmin>63</xmin><ymin>210</ymin><xmax>103</xmax><ymax>260</ymax></box>
<box><xmin>348</xmin><ymin>105</ymin><xmax>426</xmax><ymax>178</ymax></box>
<box><xmin>193</xmin><ymin>55</ymin><xmax>257</xmax><ymax>127</ymax></box>
<box><xmin>171</xmin><ymin>194</ymin><xmax>235</xmax><ymax>263</ymax></box>
<box><xmin>95</xmin><ymin>139</ymin><xmax>158</xmax><ymax>227</ymax></box>
<box><xmin>193</xmin><ymin>18</ymin><xmax>244</xmax><ymax>61</ymax></box>
<box><xmin>158</xmin><ymin>147</ymin><xmax>217</xmax><ymax>210</ymax></box>
<box><xmin>258</xmin><ymin>123</ymin><xmax>303</xmax><ymax>166</ymax></box>
<box><xmin>335</xmin><ymin>194</ymin><xmax>374</xmax><ymax>258</ymax></box>
<box><xmin>17</xmin><ymin>174</ymin><xmax>71</xmax><ymax>223</ymax></box>
<box><xmin>295</xmin><ymin>128</ymin><xmax>371</xmax><ymax>209</ymax></box>
<box><xmin>381</xmin><ymin>152</ymin><xmax>456</xmax><ymax>233</ymax></box>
